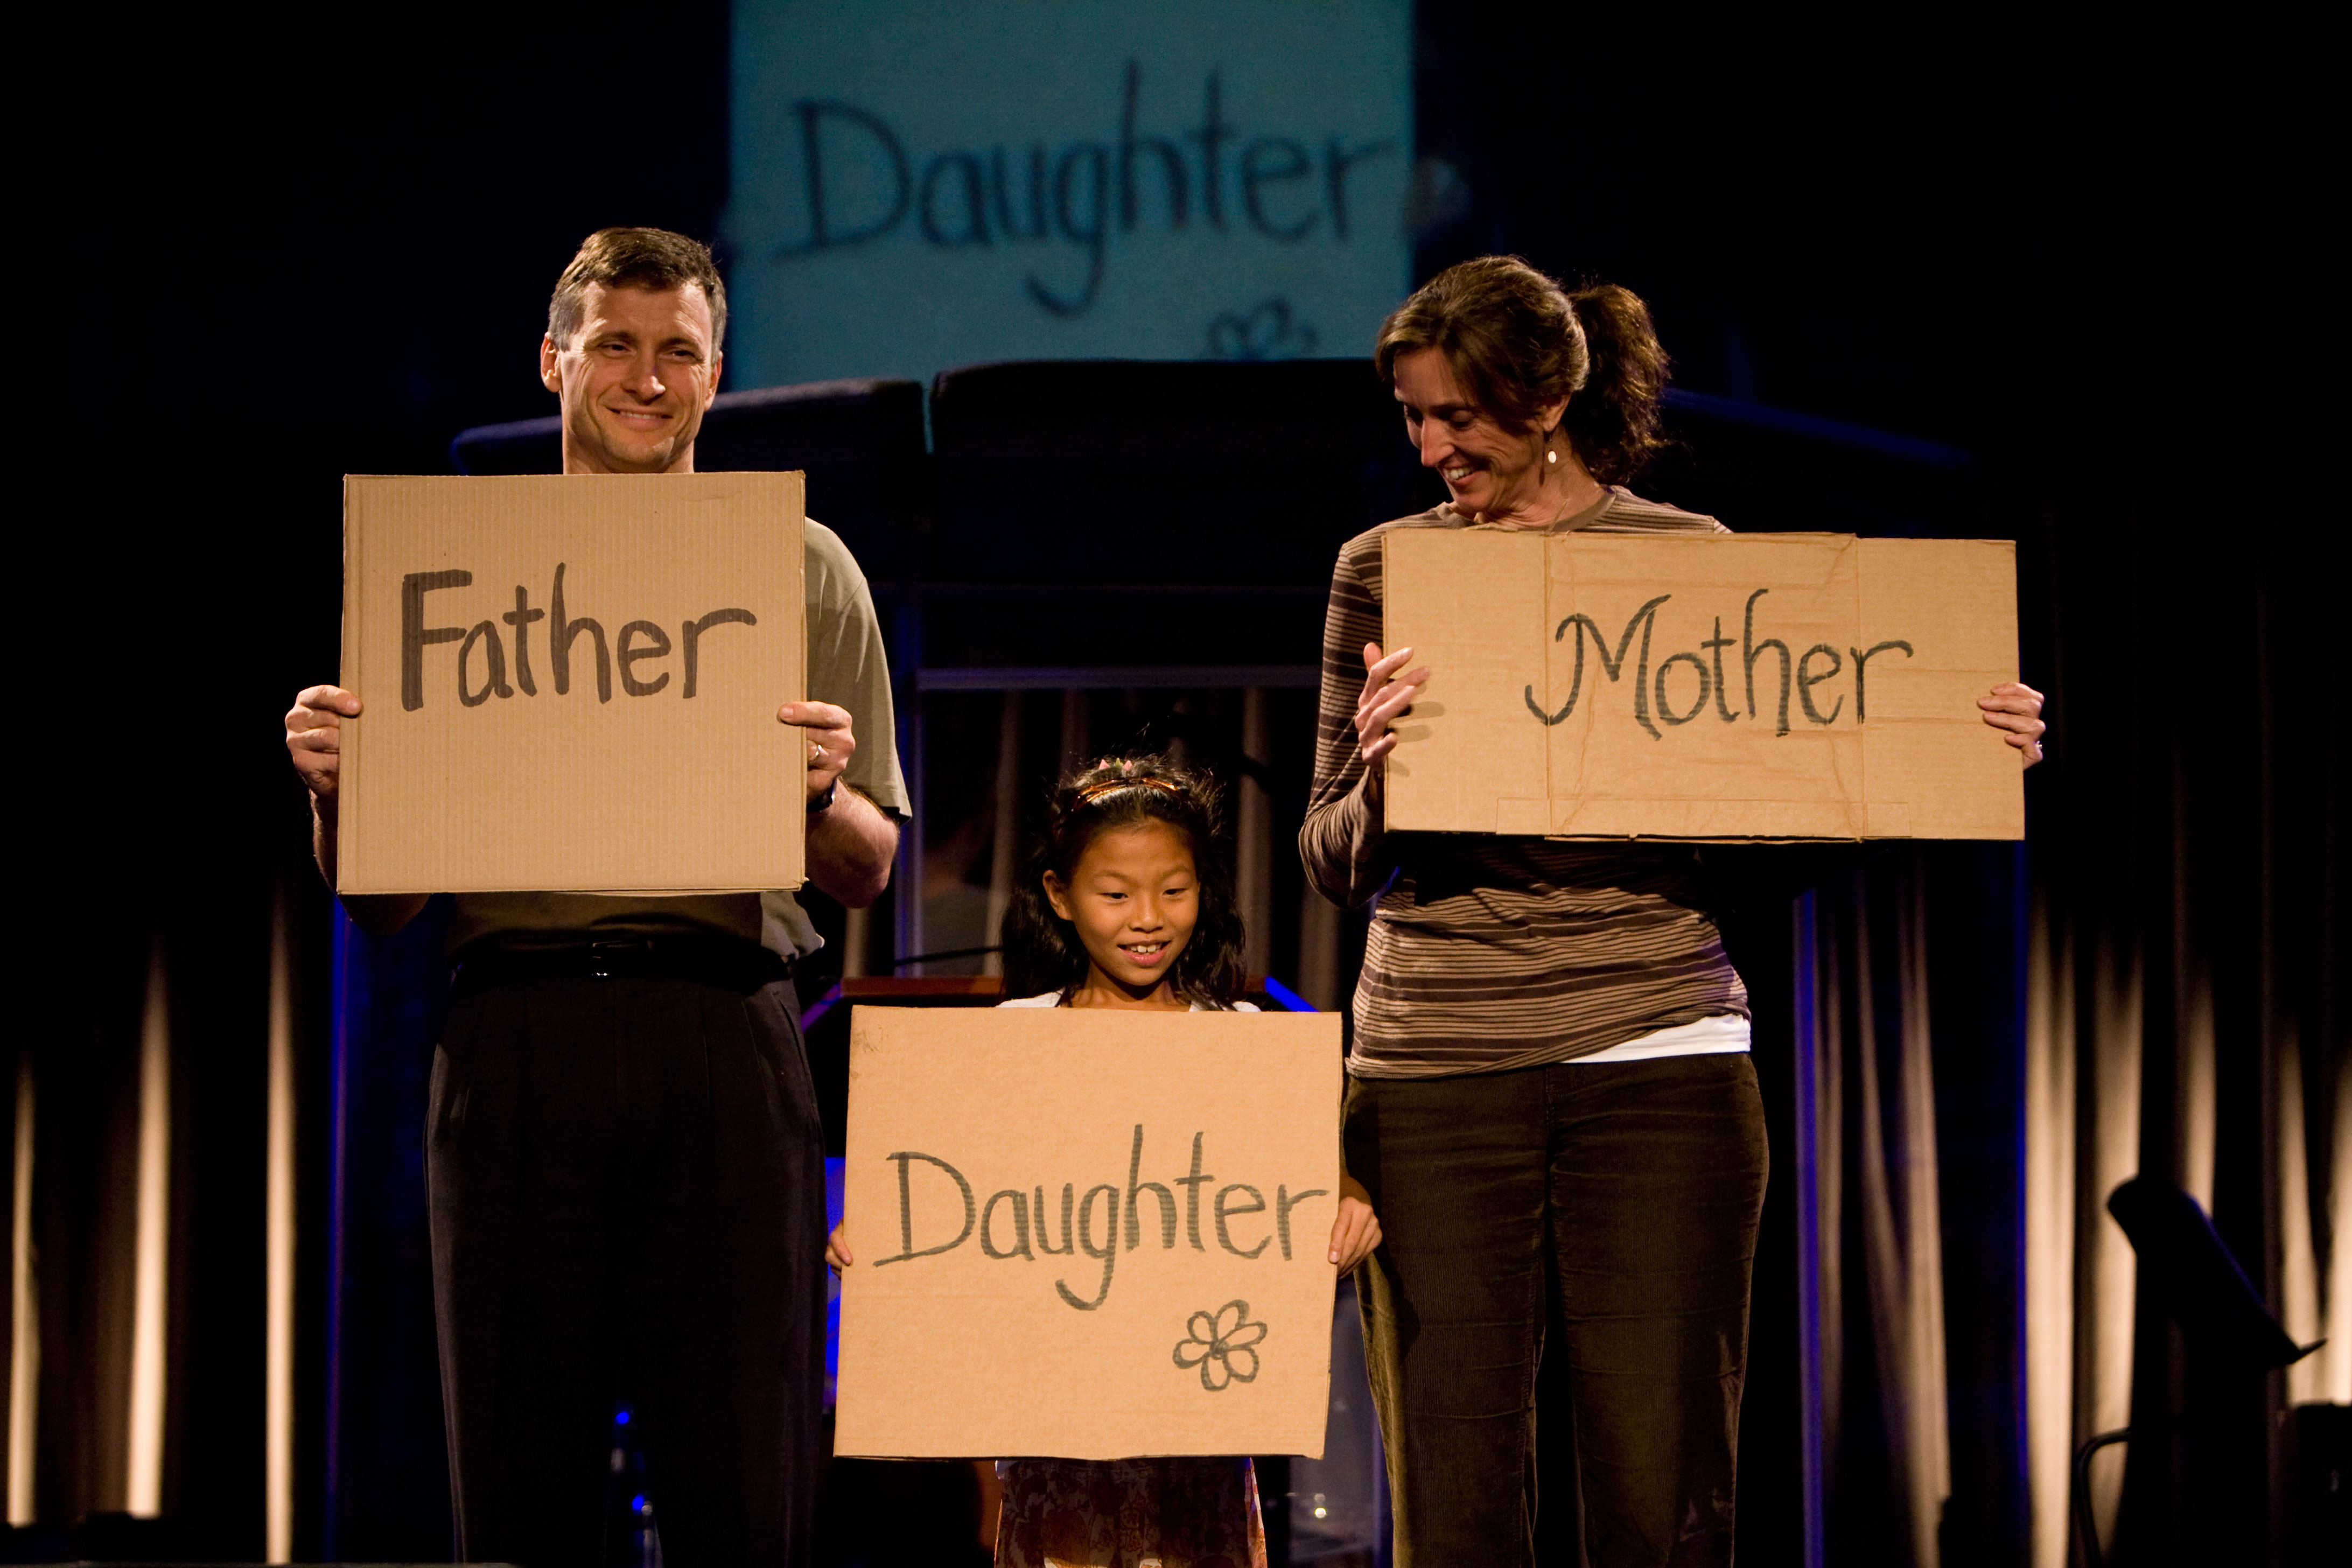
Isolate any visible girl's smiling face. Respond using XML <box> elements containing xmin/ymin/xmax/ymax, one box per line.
<box><xmin>1042</xmin><ymin>820</ymin><xmax>1201</xmax><ymax>1006</ymax></box>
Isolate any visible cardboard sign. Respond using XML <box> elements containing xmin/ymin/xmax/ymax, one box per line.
<box><xmin>1382</xmin><ymin>530</ymin><xmax>2022</xmax><ymax>840</ymax></box>
<box><xmin>835</xmin><ymin>1007</ymin><xmax>1344</xmax><ymax>1460</ymax></box>
<box><xmin>338</xmin><ymin>473</ymin><xmax>807</xmax><ymax>893</ymax></box>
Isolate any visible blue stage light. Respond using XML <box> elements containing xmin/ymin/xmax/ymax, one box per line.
<box><xmin>1261</xmin><ymin>977</ymin><xmax>1316</xmax><ymax>1012</ymax></box>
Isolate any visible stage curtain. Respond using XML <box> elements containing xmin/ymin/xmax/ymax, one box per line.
<box><xmin>2011</xmin><ymin>492</ymin><xmax>2348</xmax><ymax>1567</ymax></box>
<box><xmin>2024</xmin><ymin>877</ymin><xmax>2145</xmax><ymax>1566</ymax></box>
<box><xmin>1802</xmin><ymin>851</ymin><xmax>1956</xmax><ymax>1568</ymax></box>
<box><xmin>5</xmin><ymin>823</ymin><xmax>331</xmax><ymax>1562</ymax></box>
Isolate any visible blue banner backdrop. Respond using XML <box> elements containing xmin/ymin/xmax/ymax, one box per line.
<box><xmin>721</xmin><ymin>0</ymin><xmax>1411</xmax><ymax>389</ymax></box>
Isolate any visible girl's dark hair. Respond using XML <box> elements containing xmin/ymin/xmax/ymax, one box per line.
<box><xmin>1373</xmin><ymin>255</ymin><xmax>1670</xmax><ymax>485</ymax></box>
<box><xmin>1000</xmin><ymin>755</ymin><xmax>1246</xmax><ymax>1006</ymax></box>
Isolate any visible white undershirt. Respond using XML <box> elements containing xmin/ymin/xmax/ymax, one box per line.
<box><xmin>998</xmin><ymin>991</ymin><xmax>1259</xmax><ymax>1012</ymax></box>
<box><xmin>1569</xmin><ymin>1011</ymin><xmax>1751</xmax><ymax>1063</ymax></box>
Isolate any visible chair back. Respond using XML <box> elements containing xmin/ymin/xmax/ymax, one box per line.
<box><xmin>450</xmin><ymin>378</ymin><xmax>928</xmax><ymax>578</ymax></box>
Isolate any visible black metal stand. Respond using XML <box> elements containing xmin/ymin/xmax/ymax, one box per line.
<box><xmin>2070</xmin><ymin>1426</ymin><xmax>2134</xmax><ymax>1568</ymax></box>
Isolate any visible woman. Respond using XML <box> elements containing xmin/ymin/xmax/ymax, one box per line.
<box><xmin>1300</xmin><ymin>256</ymin><xmax>2043</xmax><ymax>1565</ymax></box>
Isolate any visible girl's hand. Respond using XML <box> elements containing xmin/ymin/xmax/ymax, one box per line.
<box><xmin>1978</xmin><ymin>681</ymin><xmax>2047</xmax><ymax>768</ymax></box>
<box><xmin>826</xmin><ymin>1222</ymin><xmax>853</xmax><ymax>1272</ymax></box>
<box><xmin>1328</xmin><ymin>1173</ymin><xmax>1383</xmax><ymax>1272</ymax></box>
<box><xmin>1355</xmin><ymin>642</ymin><xmax>1431</xmax><ymax>768</ymax></box>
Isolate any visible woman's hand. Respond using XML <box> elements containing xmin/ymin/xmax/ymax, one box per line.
<box><xmin>1978</xmin><ymin>681</ymin><xmax>2047</xmax><ymax>768</ymax></box>
<box><xmin>1355</xmin><ymin>642</ymin><xmax>1431</xmax><ymax>769</ymax></box>
<box><xmin>1328</xmin><ymin>1173</ymin><xmax>1383</xmax><ymax>1272</ymax></box>
<box><xmin>826</xmin><ymin>1222</ymin><xmax>853</xmax><ymax>1272</ymax></box>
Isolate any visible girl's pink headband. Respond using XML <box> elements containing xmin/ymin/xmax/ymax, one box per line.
<box><xmin>1074</xmin><ymin>775</ymin><xmax>1185</xmax><ymax>806</ymax></box>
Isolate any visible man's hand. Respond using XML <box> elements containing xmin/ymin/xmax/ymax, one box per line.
<box><xmin>1328</xmin><ymin>1173</ymin><xmax>1383</xmax><ymax>1272</ymax></box>
<box><xmin>779</xmin><ymin>700</ymin><xmax>856</xmax><ymax>805</ymax></box>
<box><xmin>1978</xmin><ymin>681</ymin><xmax>2047</xmax><ymax>768</ymax></box>
<box><xmin>827</xmin><ymin>1221</ymin><xmax>853</xmax><ymax>1273</ymax></box>
<box><xmin>779</xmin><ymin>700</ymin><xmax>899</xmax><ymax>906</ymax></box>
<box><xmin>1354</xmin><ymin>642</ymin><xmax>1431</xmax><ymax>769</ymax></box>
<box><xmin>284</xmin><ymin>683</ymin><xmax>427</xmax><ymax>933</ymax></box>
<box><xmin>286</xmin><ymin>685</ymin><xmax>361</xmax><ymax>804</ymax></box>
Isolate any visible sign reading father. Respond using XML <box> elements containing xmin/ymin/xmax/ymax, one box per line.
<box><xmin>337</xmin><ymin>473</ymin><xmax>807</xmax><ymax>893</ymax></box>
<box><xmin>834</xmin><ymin>1007</ymin><xmax>1343</xmax><ymax>1460</ymax></box>
<box><xmin>1382</xmin><ymin>530</ymin><xmax>2022</xmax><ymax>840</ymax></box>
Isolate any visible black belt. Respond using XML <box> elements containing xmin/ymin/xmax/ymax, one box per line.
<box><xmin>451</xmin><ymin>936</ymin><xmax>792</xmax><ymax>997</ymax></box>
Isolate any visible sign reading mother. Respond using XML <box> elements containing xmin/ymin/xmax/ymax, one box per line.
<box><xmin>1381</xmin><ymin>530</ymin><xmax>2025</xmax><ymax>839</ymax></box>
<box><xmin>834</xmin><ymin>1007</ymin><xmax>1342</xmax><ymax>1460</ymax></box>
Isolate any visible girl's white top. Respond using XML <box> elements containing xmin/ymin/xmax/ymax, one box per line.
<box><xmin>1000</xmin><ymin>991</ymin><xmax>1259</xmax><ymax>1012</ymax></box>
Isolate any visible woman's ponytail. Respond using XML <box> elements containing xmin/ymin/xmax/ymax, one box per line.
<box><xmin>1562</xmin><ymin>283</ymin><xmax>1670</xmax><ymax>486</ymax></box>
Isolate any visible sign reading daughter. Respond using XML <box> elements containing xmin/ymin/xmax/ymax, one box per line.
<box><xmin>833</xmin><ymin>1006</ymin><xmax>1343</xmax><ymax>1460</ymax></box>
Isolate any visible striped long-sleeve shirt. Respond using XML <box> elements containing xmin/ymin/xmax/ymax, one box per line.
<box><xmin>1299</xmin><ymin>489</ymin><xmax>1751</xmax><ymax>1079</ymax></box>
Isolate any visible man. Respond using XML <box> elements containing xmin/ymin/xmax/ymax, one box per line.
<box><xmin>284</xmin><ymin>228</ymin><xmax>906</xmax><ymax>1566</ymax></box>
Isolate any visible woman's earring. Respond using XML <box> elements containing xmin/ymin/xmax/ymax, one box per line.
<box><xmin>1546</xmin><ymin>447</ymin><xmax>1558</xmax><ymax>465</ymax></box>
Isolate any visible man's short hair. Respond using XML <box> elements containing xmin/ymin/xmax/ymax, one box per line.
<box><xmin>547</xmin><ymin>227</ymin><xmax>728</xmax><ymax>352</ymax></box>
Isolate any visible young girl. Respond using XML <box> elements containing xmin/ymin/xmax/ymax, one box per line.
<box><xmin>830</xmin><ymin>755</ymin><xmax>1381</xmax><ymax>1568</ymax></box>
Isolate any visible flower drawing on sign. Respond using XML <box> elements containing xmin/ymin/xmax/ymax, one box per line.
<box><xmin>1173</xmin><ymin>1300</ymin><xmax>1268</xmax><ymax>1391</ymax></box>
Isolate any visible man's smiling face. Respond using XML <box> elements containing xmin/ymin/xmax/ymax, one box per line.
<box><xmin>540</xmin><ymin>282</ymin><xmax>722</xmax><ymax>473</ymax></box>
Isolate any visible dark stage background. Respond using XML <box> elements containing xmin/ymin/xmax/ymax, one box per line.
<box><xmin>18</xmin><ymin>4</ymin><xmax>2340</xmax><ymax>1565</ymax></box>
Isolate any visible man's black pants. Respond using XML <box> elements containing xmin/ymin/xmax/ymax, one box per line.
<box><xmin>427</xmin><ymin>967</ymin><xmax>826</xmax><ymax>1567</ymax></box>
<box><xmin>1345</xmin><ymin>1053</ymin><xmax>1769</xmax><ymax>1567</ymax></box>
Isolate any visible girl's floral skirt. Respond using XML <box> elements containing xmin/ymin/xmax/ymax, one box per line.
<box><xmin>994</xmin><ymin>1455</ymin><xmax>1266</xmax><ymax>1568</ymax></box>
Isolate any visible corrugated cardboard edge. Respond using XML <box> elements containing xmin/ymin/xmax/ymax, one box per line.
<box><xmin>779</xmin><ymin>474</ymin><xmax>809</xmax><ymax>890</ymax></box>
<box><xmin>337</xmin><ymin>475</ymin><xmax>367</xmax><ymax>891</ymax></box>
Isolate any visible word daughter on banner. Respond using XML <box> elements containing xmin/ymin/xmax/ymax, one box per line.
<box><xmin>722</xmin><ymin>0</ymin><xmax>1411</xmax><ymax>388</ymax></box>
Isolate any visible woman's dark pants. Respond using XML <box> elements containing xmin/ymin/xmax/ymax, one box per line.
<box><xmin>426</xmin><ymin>970</ymin><xmax>827</xmax><ymax>1567</ymax></box>
<box><xmin>1345</xmin><ymin>1053</ymin><xmax>1768</xmax><ymax>1567</ymax></box>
